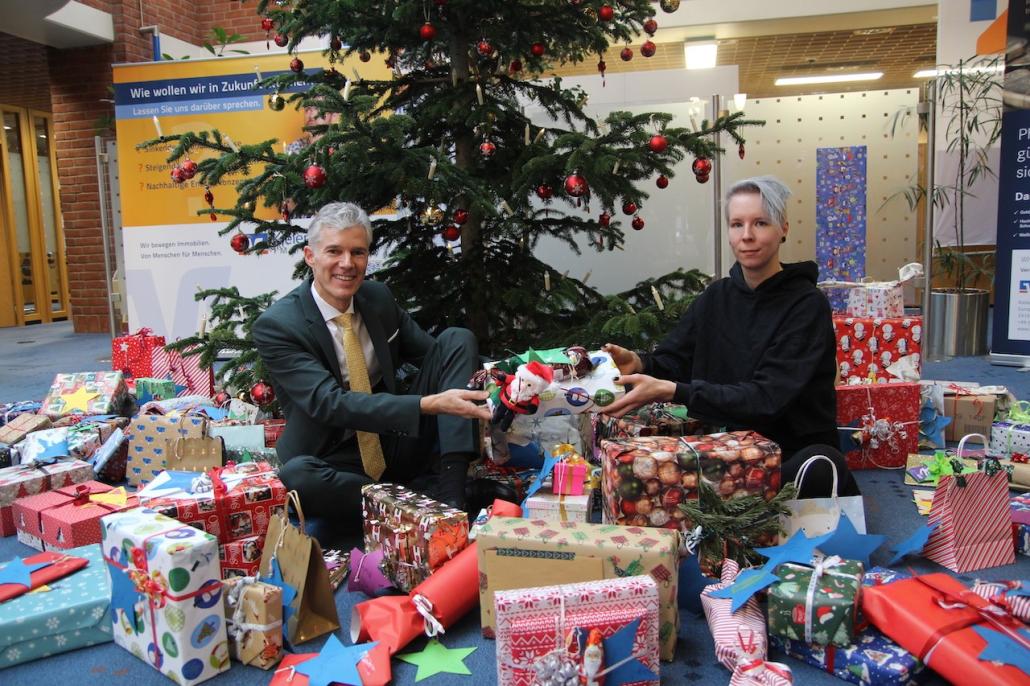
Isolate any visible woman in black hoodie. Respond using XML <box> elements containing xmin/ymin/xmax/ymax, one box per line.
<box><xmin>601</xmin><ymin>175</ymin><xmax>858</xmax><ymax>497</ymax></box>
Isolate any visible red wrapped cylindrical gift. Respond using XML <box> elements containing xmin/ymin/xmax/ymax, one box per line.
<box><xmin>863</xmin><ymin>573</ymin><xmax>1029</xmax><ymax>685</ymax></box>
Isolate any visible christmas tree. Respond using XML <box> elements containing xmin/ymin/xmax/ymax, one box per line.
<box><xmin>152</xmin><ymin>0</ymin><xmax>762</xmax><ymax>402</ymax></box>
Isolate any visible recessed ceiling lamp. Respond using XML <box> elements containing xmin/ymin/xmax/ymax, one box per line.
<box><xmin>775</xmin><ymin>72</ymin><xmax>883</xmax><ymax>86</ymax></box>
<box><xmin>684</xmin><ymin>41</ymin><xmax>718</xmax><ymax>70</ymax></box>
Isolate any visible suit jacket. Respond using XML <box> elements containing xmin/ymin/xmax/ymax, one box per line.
<box><xmin>252</xmin><ymin>278</ymin><xmax>435</xmax><ymax>464</ymax></box>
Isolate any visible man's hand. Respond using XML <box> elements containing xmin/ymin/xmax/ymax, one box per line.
<box><xmin>600</xmin><ymin>373</ymin><xmax>676</xmax><ymax>418</ymax></box>
<box><xmin>421</xmin><ymin>388</ymin><xmax>492</xmax><ymax>420</ymax></box>
<box><xmin>602</xmin><ymin>343</ymin><xmax>643</xmax><ymax>376</ymax></box>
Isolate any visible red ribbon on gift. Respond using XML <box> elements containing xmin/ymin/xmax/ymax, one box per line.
<box><xmin>1012</xmin><ymin>453</ymin><xmax>1029</xmax><ymax>464</ymax></box>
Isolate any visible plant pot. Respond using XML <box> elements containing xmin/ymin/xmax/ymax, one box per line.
<box><xmin>928</xmin><ymin>288</ymin><xmax>989</xmax><ymax>357</ymax></box>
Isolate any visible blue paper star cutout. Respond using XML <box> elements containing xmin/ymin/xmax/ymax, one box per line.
<box><xmin>818</xmin><ymin>513</ymin><xmax>887</xmax><ymax>567</ymax></box>
<box><xmin>108</xmin><ymin>563</ymin><xmax>140</xmax><ymax>628</ymax></box>
<box><xmin>0</xmin><ymin>556</ymin><xmax>52</xmax><ymax>589</ymax></box>
<box><xmin>261</xmin><ymin>558</ymin><xmax>298</xmax><ymax>643</ymax></box>
<box><xmin>521</xmin><ymin>448</ymin><xmax>560</xmax><ymax>507</ymax></box>
<box><xmin>919</xmin><ymin>405</ymin><xmax>952</xmax><ymax>449</ymax></box>
<box><xmin>294</xmin><ymin>634</ymin><xmax>376</xmax><ymax>686</ymax></box>
<box><xmin>973</xmin><ymin>625</ymin><xmax>1030</xmax><ymax>674</ymax></box>
<box><xmin>677</xmin><ymin>555</ymin><xmax>717</xmax><ymax>614</ymax></box>
<box><xmin>754</xmin><ymin>529</ymin><xmax>834</xmax><ymax>567</ymax></box>
<box><xmin>600</xmin><ymin>618</ymin><xmax>660</xmax><ymax>686</ymax></box>
<box><xmin>708</xmin><ymin>566</ymin><xmax>782</xmax><ymax>612</ymax></box>
<box><xmin>886</xmin><ymin>522</ymin><xmax>939</xmax><ymax>565</ymax></box>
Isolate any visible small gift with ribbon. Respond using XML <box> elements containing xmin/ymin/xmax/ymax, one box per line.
<box><xmin>13</xmin><ymin>480</ymin><xmax>137</xmax><ymax>550</ymax></box>
<box><xmin>971</xmin><ymin>580</ymin><xmax>1030</xmax><ymax>624</ymax></box>
<box><xmin>222</xmin><ymin>575</ymin><xmax>283</xmax><ymax>669</ymax></box>
<box><xmin>864</xmin><ymin>573</ymin><xmax>1030</xmax><ymax>685</ymax></box>
<box><xmin>0</xmin><ymin>458</ymin><xmax>94</xmax><ymax>537</ymax></box>
<box><xmin>493</xmin><ymin>575</ymin><xmax>661</xmax><ymax>686</ymax></box>
<box><xmin>767</xmin><ymin>556</ymin><xmax>864</xmax><ymax>648</ymax></box>
<box><xmin>701</xmin><ymin>559</ymin><xmax>769</xmax><ymax>674</ymax></box>
<box><xmin>0</xmin><ymin>411</ymin><xmax>51</xmax><ymax>446</ymax></box>
<box><xmin>729</xmin><ymin>629</ymin><xmax>793</xmax><ymax>686</ymax></box>
<box><xmin>551</xmin><ymin>443</ymin><xmax>588</xmax><ymax>496</ymax></box>
<box><xmin>819</xmin><ymin>262</ymin><xmax>922</xmax><ymax>319</ymax></box>
<box><xmin>101</xmin><ymin>507</ymin><xmax>228</xmax><ymax>685</ymax></box>
<box><xmin>112</xmin><ymin>327</ymin><xmax>166</xmax><ymax>379</ymax></box>
<box><xmin>836</xmin><ymin>382</ymin><xmax>920</xmax><ymax>470</ymax></box>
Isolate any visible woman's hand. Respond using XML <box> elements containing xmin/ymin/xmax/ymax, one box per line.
<box><xmin>600</xmin><ymin>374</ymin><xmax>677</xmax><ymax>418</ymax></box>
<box><xmin>602</xmin><ymin>343</ymin><xmax>643</xmax><ymax>376</ymax></box>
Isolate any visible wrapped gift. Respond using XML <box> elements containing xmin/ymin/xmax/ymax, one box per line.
<box><xmin>224</xmin><ymin>445</ymin><xmax>281</xmax><ymax>466</ymax></box>
<box><xmin>223</xmin><ymin>576</ymin><xmax>282</xmax><ymax>669</ymax></box>
<box><xmin>484</xmin><ymin>348</ymin><xmax>624</xmax><ymax>417</ymax></box>
<box><xmin>903</xmin><ymin>451</ymin><xmax>978</xmax><ymax>487</ymax></box>
<box><xmin>468</xmin><ymin>459</ymin><xmax>537</xmax><ymax>501</ymax></box>
<box><xmin>12</xmin><ymin>427</ymin><xmax>70</xmax><ymax>464</ymax></box>
<box><xmin>0</xmin><ymin>412</ymin><xmax>51</xmax><ymax>445</ymax></box>
<box><xmin>923</xmin><ymin>470</ymin><xmax>1015</xmax><ymax>573</ymax></box>
<box><xmin>361</xmin><ymin>483</ymin><xmax>469</xmax><ymax>592</ymax></box>
<box><xmin>475</xmin><ymin>517</ymin><xmax>679</xmax><ymax>660</ymax></box>
<box><xmin>701</xmin><ymin>559</ymin><xmax>768</xmax><ymax>673</ymax></box>
<box><xmin>126</xmin><ymin>412</ymin><xmax>209</xmax><ymax>486</ymax></box>
<box><xmin>971</xmin><ymin>580</ymin><xmax>1030</xmax><ymax>623</ymax></box>
<box><xmin>990</xmin><ymin>419</ymin><xmax>1030</xmax><ymax>458</ymax></box>
<box><xmin>0</xmin><ymin>401</ymin><xmax>42</xmax><ymax>427</ymax></box>
<box><xmin>151</xmin><ymin>345</ymin><xmax>215</xmax><ymax>397</ymax></box>
<box><xmin>594</xmin><ymin>402</ymin><xmax>706</xmax><ymax>453</ymax></box>
<box><xmin>139</xmin><ymin>462</ymin><xmax>287</xmax><ymax>544</ymax></box>
<box><xmin>92</xmin><ymin>426</ymin><xmax>130</xmax><ymax>483</ymax></box>
<box><xmin>134</xmin><ymin>377</ymin><xmax>179</xmax><ymax>404</ymax></box>
<box><xmin>767</xmin><ymin>557</ymin><xmax>864</xmax><ymax>647</ymax></box>
<box><xmin>832</xmin><ymin>316</ymin><xmax>922</xmax><ymax>383</ymax></box>
<box><xmin>524</xmin><ymin>487</ymin><xmax>591</xmax><ymax>522</ymax></box>
<box><xmin>681</xmin><ymin>431</ymin><xmax>781</xmax><ymax>500</ymax></box>
<box><xmin>0</xmin><ymin>544</ymin><xmax>112</xmax><ymax>668</ymax></box>
<box><xmin>494</xmin><ymin>575</ymin><xmax>660</xmax><ymax>686</ymax></box>
<box><xmin>112</xmin><ymin>328</ymin><xmax>166</xmax><ymax>378</ymax></box>
<box><xmin>1013</xmin><ymin>494</ymin><xmax>1030</xmax><ymax>556</ymax></box>
<box><xmin>845</xmin><ymin>283</ymin><xmax>904</xmax><ymax>318</ymax></box>
<box><xmin>259</xmin><ymin>419</ymin><xmax>286</xmax><ymax>448</ymax></box>
<box><xmin>944</xmin><ymin>394</ymin><xmax>996</xmax><ymax>441</ymax></box>
<box><xmin>0</xmin><ymin>443</ymin><xmax>10</xmax><ymax>469</ymax></box>
<box><xmin>14</xmin><ymin>481</ymin><xmax>138</xmax><ymax>550</ymax></box>
<box><xmin>102</xmin><ymin>507</ymin><xmax>228</xmax><ymax>685</ymax></box>
<box><xmin>40</xmin><ymin>371</ymin><xmax>129</xmax><ymax>419</ymax></box>
<box><xmin>864</xmin><ymin>573</ymin><xmax>1029</xmax><ymax>685</ymax></box>
<box><xmin>552</xmin><ymin>445</ymin><xmax>588</xmax><ymax>495</ymax></box>
<box><xmin>0</xmin><ymin>459</ymin><xmax>94</xmax><ymax>536</ymax></box>
<box><xmin>220</xmin><ymin>533</ymin><xmax>265</xmax><ymax>578</ymax></box>
<box><xmin>836</xmin><ymin>382</ymin><xmax>920</xmax><ymax>469</ymax></box>
<box><xmin>485</xmin><ymin>413</ymin><xmax>591</xmax><ymax>466</ymax></box>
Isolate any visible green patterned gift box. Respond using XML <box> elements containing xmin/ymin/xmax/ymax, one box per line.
<box><xmin>768</xmin><ymin>557</ymin><xmax>864</xmax><ymax>648</ymax></box>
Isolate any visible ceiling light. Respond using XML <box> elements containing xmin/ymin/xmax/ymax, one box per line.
<box><xmin>775</xmin><ymin>72</ymin><xmax>883</xmax><ymax>86</ymax></box>
<box><xmin>914</xmin><ymin>64</ymin><xmax>1005</xmax><ymax>78</ymax></box>
<box><xmin>684</xmin><ymin>42</ymin><xmax>718</xmax><ymax>70</ymax></box>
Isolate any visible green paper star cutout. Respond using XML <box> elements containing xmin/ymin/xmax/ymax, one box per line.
<box><xmin>397</xmin><ymin>638</ymin><xmax>476</xmax><ymax>682</ymax></box>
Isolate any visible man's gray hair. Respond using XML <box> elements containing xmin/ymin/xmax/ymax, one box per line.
<box><xmin>724</xmin><ymin>176</ymin><xmax>792</xmax><ymax>227</ymax></box>
<box><xmin>307</xmin><ymin>202</ymin><xmax>373</xmax><ymax>246</ymax></box>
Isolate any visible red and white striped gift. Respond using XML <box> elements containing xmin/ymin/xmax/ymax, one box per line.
<box><xmin>971</xmin><ymin>580</ymin><xmax>1030</xmax><ymax>623</ymax></box>
<box><xmin>700</xmin><ymin>559</ymin><xmax>768</xmax><ymax>674</ymax></box>
<box><xmin>923</xmin><ymin>471</ymin><xmax>1016</xmax><ymax>573</ymax></box>
<box><xmin>151</xmin><ymin>345</ymin><xmax>215</xmax><ymax>398</ymax></box>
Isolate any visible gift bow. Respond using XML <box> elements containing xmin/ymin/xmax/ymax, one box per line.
<box><xmin>1007</xmin><ymin>401</ymin><xmax>1030</xmax><ymax>425</ymax></box>
<box><xmin>129</xmin><ymin>568</ymin><xmax>169</xmax><ymax>609</ymax></box>
<box><xmin>1012</xmin><ymin>453</ymin><xmax>1030</xmax><ymax>464</ymax></box>
<box><xmin>730</xmin><ymin>630</ymin><xmax>793</xmax><ymax>686</ymax></box>
<box><xmin>838</xmin><ymin>386</ymin><xmax>918</xmax><ymax>467</ymax></box>
<box><xmin>804</xmin><ymin>556</ymin><xmax>846</xmax><ymax>644</ymax></box>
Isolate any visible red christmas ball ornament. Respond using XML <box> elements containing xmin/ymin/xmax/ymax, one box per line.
<box><xmin>453</xmin><ymin>208</ymin><xmax>469</xmax><ymax>225</ymax></box>
<box><xmin>170</xmin><ymin>166</ymin><xmax>186</xmax><ymax>183</ymax></box>
<box><xmin>564</xmin><ymin>172</ymin><xmax>588</xmax><ymax>197</ymax></box>
<box><xmin>303</xmin><ymin>164</ymin><xmax>327</xmax><ymax>189</ymax></box>
<box><xmin>531</xmin><ymin>42</ymin><xmax>546</xmax><ymax>57</ymax></box>
<box><xmin>509</xmin><ymin>59</ymin><xmax>523</xmax><ymax>74</ymax></box>
<box><xmin>249</xmin><ymin>381</ymin><xmax>275</xmax><ymax>406</ymax></box>
<box><xmin>209</xmin><ymin>212</ymin><xmax>218</xmax><ymax>222</ymax></box>
<box><xmin>640</xmin><ymin>40</ymin><xmax>656</xmax><ymax>58</ymax></box>
<box><xmin>598</xmin><ymin>4</ymin><xmax>614</xmax><ymax>21</ymax></box>
<box><xmin>181</xmin><ymin>159</ymin><xmax>198</xmax><ymax>179</ymax></box>
<box><xmin>213</xmin><ymin>391</ymin><xmax>231</xmax><ymax>407</ymax></box>
<box><xmin>261</xmin><ymin>18</ymin><xmax>274</xmax><ymax>31</ymax></box>
<box><xmin>479</xmin><ymin>140</ymin><xmax>496</xmax><ymax>158</ymax></box>
<box><xmin>598</xmin><ymin>211</ymin><xmax>611</xmax><ymax>227</ymax></box>
<box><xmin>536</xmin><ymin>184</ymin><xmax>554</xmax><ymax>200</ymax></box>
<box><xmin>330</xmin><ymin>36</ymin><xmax>342</xmax><ymax>52</ymax></box>
<box><xmin>620</xmin><ymin>47</ymin><xmax>633</xmax><ymax>62</ymax></box>
<box><xmin>648</xmin><ymin>134</ymin><xmax>668</xmax><ymax>153</ymax></box>
<box><xmin>597</xmin><ymin>59</ymin><xmax>606</xmax><ymax>77</ymax></box>
<box><xmin>477</xmin><ymin>39</ymin><xmax>493</xmax><ymax>57</ymax></box>
<box><xmin>643</xmin><ymin>18</ymin><xmax>658</xmax><ymax>35</ymax></box>
<box><xmin>622</xmin><ymin>201</ymin><xmax>637</xmax><ymax>215</ymax></box>
<box><xmin>441</xmin><ymin>225</ymin><xmax>461</xmax><ymax>242</ymax></box>
<box><xmin>273</xmin><ymin>33</ymin><xmax>289</xmax><ymax>47</ymax></box>
<box><xmin>696</xmin><ymin>173</ymin><xmax>710</xmax><ymax>184</ymax></box>
<box><xmin>656</xmin><ymin>175</ymin><xmax>669</xmax><ymax>189</ymax></box>
<box><xmin>632</xmin><ymin>216</ymin><xmax>645</xmax><ymax>231</ymax></box>
<box><xmin>359</xmin><ymin>51</ymin><xmax>372</xmax><ymax>62</ymax></box>
<box><xmin>692</xmin><ymin>157</ymin><xmax>712</xmax><ymax>176</ymax></box>
<box><xmin>290</xmin><ymin>57</ymin><xmax>305</xmax><ymax>73</ymax></box>
<box><xmin>739</xmin><ymin>142</ymin><xmax>746</xmax><ymax>160</ymax></box>
<box><xmin>230</xmin><ymin>233</ymin><xmax>249</xmax><ymax>253</ymax></box>
<box><xmin>420</xmin><ymin>22</ymin><xmax>437</xmax><ymax>41</ymax></box>
<box><xmin>203</xmin><ymin>189</ymin><xmax>214</xmax><ymax>205</ymax></box>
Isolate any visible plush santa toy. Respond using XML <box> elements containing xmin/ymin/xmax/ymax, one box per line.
<box><xmin>492</xmin><ymin>360</ymin><xmax>554</xmax><ymax>432</ymax></box>
<box><xmin>580</xmin><ymin>628</ymin><xmax>605</xmax><ymax>686</ymax></box>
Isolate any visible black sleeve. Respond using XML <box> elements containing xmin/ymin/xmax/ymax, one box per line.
<box><xmin>674</xmin><ymin>293</ymin><xmax>834</xmax><ymax>424</ymax></box>
<box><xmin>640</xmin><ymin>295</ymin><xmax>700</xmax><ymax>384</ymax></box>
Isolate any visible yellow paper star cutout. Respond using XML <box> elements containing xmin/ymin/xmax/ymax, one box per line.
<box><xmin>59</xmin><ymin>386</ymin><xmax>100</xmax><ymax>414</ymax></box>
<box><xmin>90</xmin><ymin>487</ymin><xmax>128</xmax><ymax>508</ymax></box>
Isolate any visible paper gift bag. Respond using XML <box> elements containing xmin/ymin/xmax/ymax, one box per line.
<box><xmin>923</xmin><ymin>470</ymin><xmax>1016</xmax><ymax>573</ymax></box>
<box><xmin>152</xmin><ymin>345</ymin><xmax>215</xmax><ymax>398</ymax></box>
<box><xmin>259</xmin><ymin>491</ymin><xmax>339</xmax><ymax>645</ymax></box>
<box><xmin>780</xmin><ymin>454</ymin><xmax>866</xmax><ymax>540</ymax></box>
<box><xmin>210</xmin><ymin>424</ymin><xmax>265</xmax><ymax>450</ymax></box>
<box><xmin>126</xmin><ymin>412</ymin><xmax>209</xmax><ymax>486</ymax></box>
<box><xmin>167</xmin><ymin>433</ymin><xmax>224</xmax><ymax>472</ymax></box>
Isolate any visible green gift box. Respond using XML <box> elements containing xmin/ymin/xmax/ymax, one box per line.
<box><xmin>768</xmin><ymin>557</ymin><xmax>864</xmax><ymax>647</ymax></box>
<box><xmin>134</xmin><ymin>377</ymin><xmax>178</xmax><ymax>404</ymax></box>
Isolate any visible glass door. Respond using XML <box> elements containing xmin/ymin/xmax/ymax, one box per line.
<box><xmin>31</xmin><ymin>112</ymin><xmax>68</xmax><ymax>318</ymax></box>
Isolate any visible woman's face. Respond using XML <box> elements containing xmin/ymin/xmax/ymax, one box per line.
<box><xmin>727</xmin><ymin>192</ymin><xmax>787</xmax><ymax>275</ymax></box>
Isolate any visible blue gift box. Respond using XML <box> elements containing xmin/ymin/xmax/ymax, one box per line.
<box><xmin>0</xmin><ymin>543</ymin><xmax>112</xmax><ymax>668</ymax></box>
<box><xmin>769</xmin><ymin>567</ymin><xmax>929</xmax><ymax>685</ymax></box>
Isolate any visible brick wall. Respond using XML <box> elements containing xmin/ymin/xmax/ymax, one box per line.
<box><xmin>0</xmin><ymin>33</ymin><xmax>51</xmax><ymax>111</ymax></box>
<box><xmin>194</xmin><ymin>0</ymin><xmax>266</xmax><ymax>43</ymax></box>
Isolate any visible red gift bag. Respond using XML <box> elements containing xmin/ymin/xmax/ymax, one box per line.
<box><xmin>111</xmin><ymin>328</ymin><xmax>165</xmax><ymax>379</ymax></box>
<box><xmin>151</xmin><ymin>345</ymin><xmax>215</xmax><ymax>398</ymax></box>
<box><xmin>923</xmin><ymin>470</ymin><xmax>1016</xmax><ymax>573</ymax></box>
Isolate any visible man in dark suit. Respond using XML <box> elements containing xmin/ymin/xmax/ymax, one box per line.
<box><xmin>253</xmin><ymin>202</ymin><xmax>490</xmax><ymax>529</ymax></box>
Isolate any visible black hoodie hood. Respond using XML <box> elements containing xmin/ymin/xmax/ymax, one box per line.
<box><xmin>728</xmin><ymin>261</ymin><xmax>820</xmax><ymax>294</ymax></box>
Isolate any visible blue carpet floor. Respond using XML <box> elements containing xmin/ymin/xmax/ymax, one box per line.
<box><xmin>1</xmin><ymin>322</ymin><xmax>1028</xmax><ymax>685</ymax></box>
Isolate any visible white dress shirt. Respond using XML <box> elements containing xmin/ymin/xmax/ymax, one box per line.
<box><xmin>310</xmin><ymin>284</ymin><xmax>382</xmax><ymax>390</ymax></box>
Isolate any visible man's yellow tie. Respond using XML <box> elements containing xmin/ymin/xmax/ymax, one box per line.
<box><xmin>335</xmin><ymin>312</ymin><xmax>386</xmax><ymax>480</ymax></box>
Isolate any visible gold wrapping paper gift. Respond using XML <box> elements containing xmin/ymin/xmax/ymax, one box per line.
<box><xmin>222</xmin><ymin>576</ymin><xmax>283</xmax><ymax>669</ymax></box>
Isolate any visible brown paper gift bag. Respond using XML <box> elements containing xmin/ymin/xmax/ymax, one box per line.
<box><xmin>259</xmin><ymin>490</ymin><xmax>339</xmax><ymax>645</ymax></box>
<box><xmin>165</xmin><ymin>421</ymin><xmax>223</xmax><ymax>473</ymax></box>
